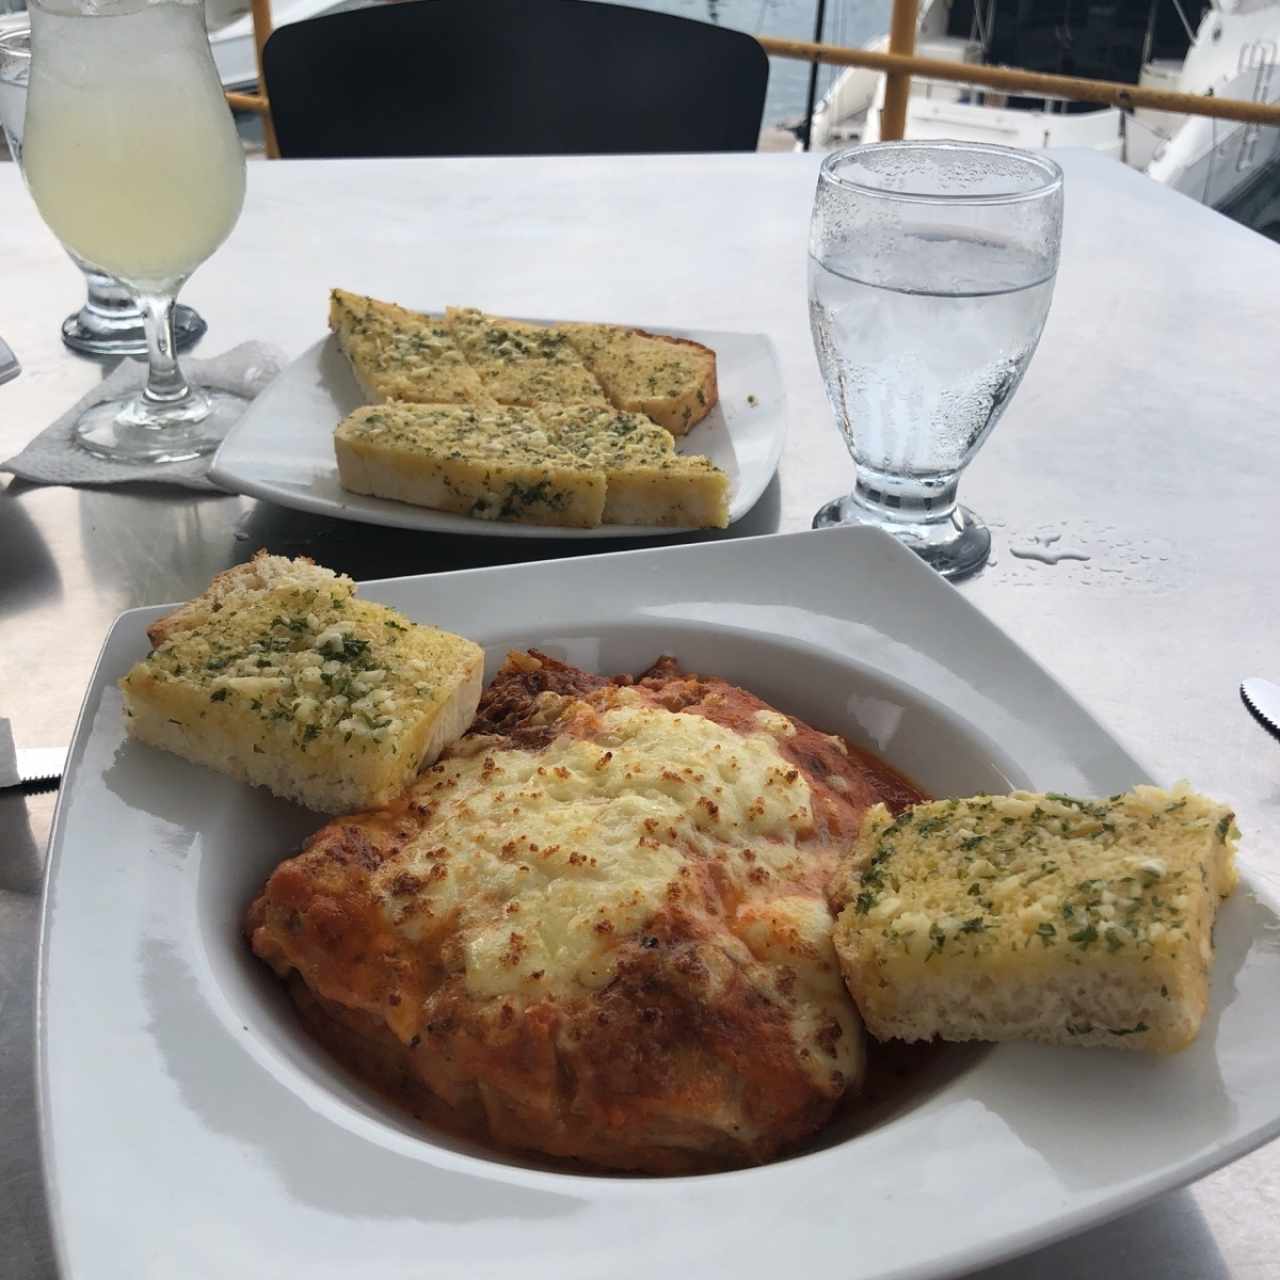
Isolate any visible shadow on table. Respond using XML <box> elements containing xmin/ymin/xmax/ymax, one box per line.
<box><xmin>0</xmin><ymin>792</ymin><xmax>58</xmax><ymax>1280</ymax></box>
<box><xmin>0</xmin><ymin>487</ymin><xmax>62</xmax><ymax>614</ymax></box>
<box><xmin>968</xmin><ymin>1187</ymin><xmax>1231</xmax><ymax>1279</ymax></box>
<box><xmin>229</xmin><ymin>473</ymin><xmax>784</xmax><ymax>582</ymax></box>
<box><xmin>0</xmin><ymin>790</ymin><xmax>50</xmax><ymax>897</ymax></box>
<box><xmin>70</xmin><ymin>483</ymin><xmax>256</xmax><ymax>610</ymax></box>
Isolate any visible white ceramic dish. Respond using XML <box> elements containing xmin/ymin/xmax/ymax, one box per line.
<box><xmin>38</xmin><ymin>527</ymin><xmax>1280</xmax><ymax>1280</ymax></box>
<box><xmin>208</xmin><ymin>323</ymin><xmax>786</xmax><ymax>538</ymax></box>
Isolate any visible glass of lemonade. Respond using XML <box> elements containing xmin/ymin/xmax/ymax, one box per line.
<box><xmin>23</xmin><ymin>0</ymin><xmax>247</xmax><ymax>462</ymax></box>
<box><xmin>809</xmin><ymin>142</ymin><xmax>1064</xmax><ymax>580</ymax></box>
<box><xmin>0</xmin><ymin>23</ymin><xmax>208</xmax><ymax>359</ymax></box>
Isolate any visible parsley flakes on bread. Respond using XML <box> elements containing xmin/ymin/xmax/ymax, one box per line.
<box><xmin>328</xmin><ymin>290</ymin><xmax>728</xmax><ymax>528</ymax></box>
<box><xmin>831</xmin><ymin>786</ymin><xmax>1239</xmax><ymax>1053</ymax></box>
<box><xmin>120</xmin><ymin>553</ymin><xmax>483</xmax><ymax>813</ymax></box>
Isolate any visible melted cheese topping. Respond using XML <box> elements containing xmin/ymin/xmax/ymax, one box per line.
<box><xmin>379</xmin><ymin>693</ymin><xmax>817</xmax><ymax>999</ymax></box>
<box><xmin>249</xmin><ymin>663</ymin><xmax>891</xmax><ymax>1163</ymax></box>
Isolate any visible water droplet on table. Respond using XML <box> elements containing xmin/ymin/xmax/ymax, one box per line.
<box><xmin>1009</xmin><ymin>542</ymin><xmax>1092</xmax><ymax>565</ymax></box>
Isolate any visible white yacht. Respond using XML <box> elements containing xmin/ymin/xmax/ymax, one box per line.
<box><xmin>809</xmin><ymin>0</ymin><xmax>1280</xmax><ymax>222</ymax></box>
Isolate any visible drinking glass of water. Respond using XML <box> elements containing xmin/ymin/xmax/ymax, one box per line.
<box><xmin>23</xmin><ymin>0</ymin><xmax>247</xmax><ymax>463</ymax></box>
<box><xmin>0</xmin><ymin>23</ymin><xmax>207</xmax><ymax>359</ymax></box>
<box><xmin>809</xmin><ymin>142</ymin><xmax>1063</xmax><ymax>580</ymax></box>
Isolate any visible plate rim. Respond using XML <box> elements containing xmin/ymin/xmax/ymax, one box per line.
<box><xmin>207</xmin><ymin>321</ymin><xmax>788</xmax><ymax>539</ymax></box>
<box><xmin>34</xmin><ymin>525</ymin><xmax>1279</xmax><ymax>1280</ymax></box>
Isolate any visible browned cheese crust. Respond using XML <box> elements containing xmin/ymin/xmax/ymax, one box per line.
<box><xmin>247</xmin><ymin>653</ymin><xmax>923</xmax><ymax>1172</ymax></box>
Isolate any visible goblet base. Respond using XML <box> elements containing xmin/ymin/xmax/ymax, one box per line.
<box><xmin>61</xmin><ymin>302</ymin><xmax>206</xmax><ymax>359</ymax></box>
<box><xmin>73</xmin><ymin>386</ymin><xmax>249</xmax><ymax>464</ymax></box>
<box><xmin>813</xmin><ymin>493</ymin><xmax>991</xmax><ymax>582</ymax></box>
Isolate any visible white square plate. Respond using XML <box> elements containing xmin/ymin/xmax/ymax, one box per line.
<box><xmin>208</xmin><ymin>323</ymin><xmax>786</xmax><ymax>538</ymax></box>
<box><xmin>39</xmin><ymin>527</ymin><xmax>1280</xmax><ymax>1280</ymax></box>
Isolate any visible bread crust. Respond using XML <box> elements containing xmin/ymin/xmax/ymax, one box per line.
<box><xmin>123</xmin><ymin>552</ymin><xmax>484</xmax><ymax>813</ymax></box>
<box><xmin>146</xmin><ymin>552</ymin><xmax>332</xmax><ymax>648</ymax></box>
<box><xmin>627</xmin><ymin>328</ymin><xmax>720</xmax><ymax>435</ymax></box>
<box><xmin>831</xmin><ymin>788</ymin><xmax>1239</xmax><ymax>1053</ymax></box>
<box><xmin>561</xmin><ymin>323</ymin><xmax>719</xmax><ymax>436</ymax></box>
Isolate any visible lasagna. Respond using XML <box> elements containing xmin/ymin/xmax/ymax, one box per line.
<box><xmin>247</xmin><ymin>653</ymin><xmax>923</xmax><ymax>1172</ymax></box>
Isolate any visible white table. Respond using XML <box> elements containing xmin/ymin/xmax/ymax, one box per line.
<box><xmin>1</xmin><ymin>150</ymin><xmax>1278</xmax><ymax>1279</ymax></box>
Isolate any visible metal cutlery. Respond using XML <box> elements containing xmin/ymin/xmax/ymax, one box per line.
<box><xmin>7</xmin><ymin>746</ymin><xmax>65</xmax><ymax>793</ymax></box>
<box><xmin>1241</xmin><ymin>679</ymin><xmax>1280</xmax><ymax>742</ymax></box>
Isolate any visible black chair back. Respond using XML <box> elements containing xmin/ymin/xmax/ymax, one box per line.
<box><xmin>263</xmin><ymin>0</ymin><xmax>769</xmax><ymax>159</ymax></box>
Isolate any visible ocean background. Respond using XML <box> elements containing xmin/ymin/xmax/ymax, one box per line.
<box><xmin>603</xmin><ymin>0</ymin><xmax>892</xmax><ymax>126</ymax></box>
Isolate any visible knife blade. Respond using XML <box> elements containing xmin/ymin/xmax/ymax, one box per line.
<box><xmin>10</xmin><ymin>746</ymin><xmax>66</xmax><ymax>793</ymax></box>
<box><xmin>0</xmin><ymin>334</ymin><xmax>19</xmax><ymax>386</ymax></box>
<box><xmin>1241</xmin><ymin>679</ymin><xmax>1280</xmax><ymax>742</ymax></box>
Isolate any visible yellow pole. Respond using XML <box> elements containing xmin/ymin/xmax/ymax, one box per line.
<box><xmin>249</xmin><ymin>0</ymin><xmax>279</xmax><ymax>159</ymax></box>
<box><xmin>225</xmin><ymin>90</ymin><xmax>268</xmax><ymax>114</ymax></box>
<box><xmin>880</xmin><ymin>0</ymin><xmax>920</xmax><ymax>141</ymax></box>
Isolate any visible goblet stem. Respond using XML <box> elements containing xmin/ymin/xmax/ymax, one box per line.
<box><xmin>138</xmin><ymin>290</ymin><xmax>193</xmax><ymax>407</ymax></box>
<box><xmin>65</xmin><ymin>261</ymin><xmax>208</xmax><ymax>357</ymax></box>
<box><xmin>82</xmin><ymin>267</ymin><xmax>138</xmax><ymax>320</ymax></box>
<box><xmin>849</xmin><ymin>465</ymin><xmax>961</xmax><ymax>526</ymax></box>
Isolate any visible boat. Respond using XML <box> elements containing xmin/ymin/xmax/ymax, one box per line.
<box><xmin>807</xmin><ymin>0</ymin><xmax>1280</xmax><ymax>220</ymax></box>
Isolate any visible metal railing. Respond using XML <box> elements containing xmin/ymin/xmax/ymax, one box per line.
<box><xmin>229</xmin><ymin>0</ymin><xmax>1280</xmax><ymax>157</ymax></box>
<box><xmin>758</xmin><ymin>33</ymin><xmax>1280</xmax><ymax>133</ymax></box>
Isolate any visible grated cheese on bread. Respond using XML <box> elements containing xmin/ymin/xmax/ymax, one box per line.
<box><xmin>334</xmin><ymin>403</ymin><xmax>607</xmax><ymax>528</ymax></box>
<box><xmin>335</xmin><ymin>402</ymin><xmax>728</xmax><ymax>528</ymax></box>
<box><xmin>119</xmin><ymin>552</ymin><xmax>483</xmax><ymax>813</ymax></box>
<box><xmin>830</xmin><ymin>786</ymin><xmax>1239</xmax><ymax>1053</ymax></box>
<box><xmin>444</xmin><ymin>307</ymin><xmax>608</xmax><ymax>407</ymax></box>
<box><xmin>328</xmin><ymin>289</ymin><xmax>496</xmax><ymax>406</ymax></box>
<box><xmin>326</xmin><ymin>291</ymin><xmax>729</xmax><ymax>528</ymax></box>
<box><xmin>561</xmin><ymin>322</ymin><xmax>719</xmax><ymax>436</ymax></box>
<box><xmin>537</xmin><ymin>405</ymin><xmax>729</xmax><ymax>527</ymax></box>
<box><xmin>596</xmin><ymin>456</ymin><xmax>729</xmax><ymax>528</ymax></box>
